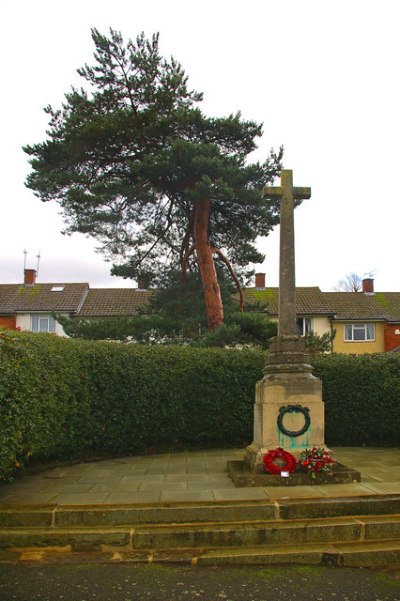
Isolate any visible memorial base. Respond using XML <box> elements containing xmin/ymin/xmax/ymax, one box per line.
<box><xmin>227</xmin><ymin>460</ymin><xmax>361</xmax><ymax>487</ymax></box>
<box><xmin>234</xmin><ymin>336</ymin><xmax>361</xmax><ymax>486</ymax></box>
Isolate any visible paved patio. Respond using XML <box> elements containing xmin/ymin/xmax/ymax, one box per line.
<box><xmin>0</xmin><ymin>447</ymin><xmax>399</xmax><ymax>506</ymax></box>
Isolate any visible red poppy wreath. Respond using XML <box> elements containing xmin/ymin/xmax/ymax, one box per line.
<box><xmin>263</xmin><ymin>448</ymin><xmax>298</xmax><ymax>475</ymax></box>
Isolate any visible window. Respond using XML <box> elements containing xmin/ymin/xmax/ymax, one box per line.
<box><xmin>344</xmin><ymin>323</ymin><xmax>375</xmax><ymax>342</ymax></box>
<box><xmin>297</xmin><ymin>318</ymin><xmax>312</xmax><ymax>336</ymax></box>
<box><xmin>31</xmin><ymin>315</ymin><xmax>56</xmax><ymax>333</ymax></box>
<box><xmin>51</xmin><ymin>285</ymin><xmax>65</xmax><ymax>292</ymax></box>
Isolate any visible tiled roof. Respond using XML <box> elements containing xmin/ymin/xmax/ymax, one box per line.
<box><xmin>78</xmin><ymin>288</ymin><xmax>155</xmax><ymax>317</ymax></box>
<box><xmin>0</xmin><ymin>283</ymin><xmax>89</xmax><ymax>314</ymax></box>
<box><xmin>241</xmin><ymin>287</ymin><xmax>334</xmax><ymax>316</ymax></box>
<box><xmin>325</xmin><ymin>292</ymin><xmax>400</xmax><ymax>322</ymax></box>
<box><xmin>2</xmin><ymin>280</ymin><xmax>400</xmax><ymax>324</ymax></box>
<box><xmin>242</xmin><ymin>288</ymin><xmax>400</xmax><ymax>322</ymax></box>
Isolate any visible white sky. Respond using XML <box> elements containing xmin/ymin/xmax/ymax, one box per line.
<box><xmin>2</xmin><ymin>0</ymin><xmax>399</xmax><ymax>291</ymax></box>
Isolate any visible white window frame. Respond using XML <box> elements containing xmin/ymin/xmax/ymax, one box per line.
<box><xmin>344</xmin><ymin>323</ymin><xmax>375</xmax><ymax>342</ymax></box>
<box><xmin>31</xmin><ymin>314</ymin><xmax>56</xmax><ymax>333</ymax></box>
<box><xmin>297</xmin><ymin>317</ymin><xmax>312</xmax><ymax>336</ymax></box>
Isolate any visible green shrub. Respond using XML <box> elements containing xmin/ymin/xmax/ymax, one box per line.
<box><xmin>0</xmin><ymin>330</ymin><xmax>264</xmax><ymax>480</ymax></box>
<box><xmin>311</xmin><ymin>353</ymin><xmax>400</xmax><ymax>446</ymax></box>
<box><xmin>0</xmin><ymin>330</ymin><xmax>94</xmax><ymax>479</ymax></box>
<box><xmin>1</xmin><ymin>328</ymin><xmax>399</xmax><ymax>481</ymax></box>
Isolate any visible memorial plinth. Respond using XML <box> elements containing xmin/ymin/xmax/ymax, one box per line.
<box><xmin>244</xmin><ymin>334</ymin><xmax>325</xmax><ymax>473</ymax></box>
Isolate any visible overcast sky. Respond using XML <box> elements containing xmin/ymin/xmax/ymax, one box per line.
<box><xmin>2</xmin><ymin>0</ymin><xmax>399</xmax><ymax>291</ymax></box>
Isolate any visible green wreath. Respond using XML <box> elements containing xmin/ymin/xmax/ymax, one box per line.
<box><xmin>277</xmin><ymin>404</ymin><xmax>311</xmax><ymax>438</ymax></box>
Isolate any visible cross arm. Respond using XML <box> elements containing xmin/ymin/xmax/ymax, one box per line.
<box><xmin>263</xmin><ymin>186</ymin><xmax>311</xmax><ymax>200</ymax></box>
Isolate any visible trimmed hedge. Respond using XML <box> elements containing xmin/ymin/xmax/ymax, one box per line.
<box><xmin>1</xmin><ymin>330</ymin><xmax>399</xmax><ymax>480</ymax></box>
<box><xmin>0</xmin><ymin>331</ymin><xmax>263</xmax><ymax>480</ymax></box>
<box><xmin>311</xmin><ymin>353</ymin><xmax>400</xmax><ymax>446</ymax></box>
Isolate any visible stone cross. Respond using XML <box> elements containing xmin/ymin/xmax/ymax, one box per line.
<box><xmin>263</xmin><ymin>170</ymin><xmax>311</xmax><ymax>336</ymax></box>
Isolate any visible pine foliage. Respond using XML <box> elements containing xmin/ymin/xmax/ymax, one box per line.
<box><xmin>24</xmin><ymin>29</ymin><xmax>283</xmax><ymax>327</ymax></box>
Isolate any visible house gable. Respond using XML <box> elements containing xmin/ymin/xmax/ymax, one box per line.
<box><xmin>0</xmin><ymin>283</ymin><xmax>89</xmax><ymax>335</ymax></box>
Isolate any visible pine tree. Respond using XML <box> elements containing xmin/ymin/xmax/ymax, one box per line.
<box><xmin>24</xmin><ymin>28</ymin><xmax>282</xmax><ymax>330</ymax></box>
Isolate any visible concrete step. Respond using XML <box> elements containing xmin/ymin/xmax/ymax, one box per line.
<box><xmin>1</xmin><ymin>515</ymin><xmax>400</xmax><ymax>552</ymax></box>
<box><xmin>1</xmin><ymin>537</ymin><xmax>400</xmax><ymax>569</ymax></box>
<box><xmin>2</xmin><ymin>495</ymin><xmax>400</xmax><ymax>529</ymax></box>
<box><xmin>278</xmin><ymin>495</ymin><xmax>400</xmax><ymax>520</ymax></box>
<box><xmin>0</xmin><ymin>502</ymin><xmax>277</xmax><ymax>529</ymax></box>
<box><xmin>131</xmin><ymin>515</ymin><xmax>400</xmax><ymax>549</ymax></box>
<box><xmin>2</xmin><ymin>496</ymin><xmax>400</xmax><ymax>567</ymax></box>
<box><xmin>197</xmin><ymin>540</ymin><xmax>400</xmax><ymax>568</ymax></box>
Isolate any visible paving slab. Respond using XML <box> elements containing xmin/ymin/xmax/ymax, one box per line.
<box><xmin>105</xmin><ymin>492</ymin><xmax>161</xmax><ymax>504</ymax></box>
<box><xmin>165</xmin><ymin>473</ymin><xmax>210</xmax><ymax>482</ymax></box>
<box><xmin>187</xmin><ymin>479</ymin><xmax>236</xmax><ymax>490</ymax></box>
<box><xmin>0</xmin><ymin>447</ymin><xmax>399</xmax><ymax>507</ymax></box>
<box><xmin>160</xmin><ymin>491</ymin><xmax>215</xmax><ymax>502</ymax></box>
<box><xmin>263</xmin><ymin>485</ymin><xmax>329</xmax><ymax>498</ymax></box>
<box><xmin>212</xmin><ymin>488</ymin><xmax>269</xmax><ymax>501</ymax></box>
<box><xmin>0</xmin><ymin>493</ymin><xmax>58</xmax><ymax>506</ymax></box>
<box><xmin>48</xmin><ymin>493</ymin><xmax>110</xmax><ymax>505</ymax></box>
<box><xmin>89</xmin><ymin>483</ymin><xmax>141</xmax><ymax>493</ymax></box>
<box><xmin>139</xmin><ymin>481</ymin><xmax>188</xmax><ymax>492</ymax></box>
<box><xmin>310</xmin><ymin>482</ymin><xmax>376</xmax><ymax>496</ymax></box>
<box><xmin>361</xmin><ymin>482</ymin><xmax>400</xmax><ymax>494</ymax></box>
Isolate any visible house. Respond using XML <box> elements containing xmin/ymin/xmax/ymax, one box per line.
<box><xmin>2</xmin><ymin>269</ymin><xmax>400</xmax><ymax>353</ymax></box>
<box><xmin>243</xmin><ymin>274</ymin><xmax>400</xmax><ymax>354</ymax></box>
<box><xmin>325</xmin><ymin>278</ymin><xmax>400</xmax><ymax>353</ymax></box>
<box><xmin>0</xmin><ymin>269</ymin><xmax>154</xmax><ymax>336</ymax></box>
<box><xmin>242</xmin><ymin>272</ymin><xmax>335</xmax><ymax>339</ymax></box>
<box><xmin>0</xmin><ymin>270</ymin><xmax>89</xmax><ymax>336</ymax></box>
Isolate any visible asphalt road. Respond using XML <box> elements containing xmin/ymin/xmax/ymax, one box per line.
<box><xmin>1</xmin><ymin>563</ymin><xmax>400</xmax><ymax>601</ymax></box>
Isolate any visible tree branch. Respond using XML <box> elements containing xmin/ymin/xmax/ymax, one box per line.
<box><xmin>132</xmin><ymin>199</ymin><xmax>175</xmax><ymax>268</ymax></box>
<box><xmin>211</xmin><ymin>246</ymin><xmax>244</xmax><ymax>312</ymax></box>
<box><xmin>180</xmin><ymin>244</ymin><xmax>195</xmax><ymax>280</ymax></box>
<box><xmin>179</xmin><ymin>208</ymin><xmax>195</xmax><ymax>264</ymax></box>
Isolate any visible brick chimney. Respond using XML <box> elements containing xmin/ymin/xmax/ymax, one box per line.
<box><xmin>255</xmin><ymin>272</ymin><xmax>266</xmax><ymax>288</ymax></box>
<box><xmin>24</xmin><ymin>269</ymin><xmax>37</xmax><ymax>286</ymax></box>
<box><xmin>362</xmin><ymin>278</ymin><xmax>374</xmax><ymax>294</ymax></box>
<box><xmin>137</xmin><ymin>276</ymin><xmax>147</xmax><ymax>290</ymax></box>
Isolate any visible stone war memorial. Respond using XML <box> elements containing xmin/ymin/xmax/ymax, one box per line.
<box><xmin>228</xmin><ymin>169</ymin><xmax>361</xmax><ymax>487</ymax></box>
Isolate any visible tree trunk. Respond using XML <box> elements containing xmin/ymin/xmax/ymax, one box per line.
<box><xmin>194</xmin><ymin>197</ymin><xmax>224</xmax><ymax>330</ymax></box>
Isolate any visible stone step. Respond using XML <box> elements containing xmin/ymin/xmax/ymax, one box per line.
<box><xmin>278</xmin><ymin>495</ymin><xmax>400</xmax><ymax>520</ymax></box>
<box><xmin>131</xmin><ymin>515</ymin><xmax>400</xmax><ymax>549</ymax></box>
<box><xmin>2</xmin><ymin>495</ymin><xmax>400</xmax><ymax>529</ymax></box>
<box><xmin>0</xmin><ymin>502</ymin><xmax>276</xmax><ymax>529</ymax></box>
<box><xmin>1</xmin><ymin>535</ymin><xmax>400</xmax><ymax>568</ymax></box>
<box><xmin>197</xmin><ymin>540</ymin><xmax>400</xmax><ymax>568</ymax></box>
<box><xmin>1</xmin><ymin>515</ymin><xmax>400</xmax><ymax>552</ymax></box>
